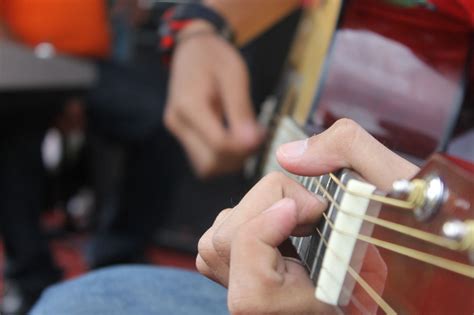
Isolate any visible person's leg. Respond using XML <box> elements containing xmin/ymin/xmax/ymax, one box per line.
<box><xmin>31</xmin><ymin>265</ymin><xmax>228</xmax><ymax>315</ymax></box>
<box><xmin>85</xmin><ymin>60</ymin><xmax>175</xmax><ymax>267</ymax></box>
<box><xmin>0</xmin><ymin>101</ymin><xmax>62</xmax><ymax>314</ymax></box>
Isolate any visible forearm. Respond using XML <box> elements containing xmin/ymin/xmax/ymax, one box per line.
<box><xmin>203</xmin><ymin>0</ymin><xmax>301</xmax><ymax>45</ymax></box>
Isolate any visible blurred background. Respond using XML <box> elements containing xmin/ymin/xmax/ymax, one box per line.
<box><xmin>0</xmin><ymin>0</ymin><xmax>472</xmax><ymax>314</ymax></box>
<box><xmin>0</xmin><ymin>1</ymin><xmax>302</xmax><ymax>313</ymax></box>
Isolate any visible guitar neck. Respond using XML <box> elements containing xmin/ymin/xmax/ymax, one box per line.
<box><xmin>261</xmin><ymin>116</ymin><xmax>376</xmax><ymax>290</ymax></box>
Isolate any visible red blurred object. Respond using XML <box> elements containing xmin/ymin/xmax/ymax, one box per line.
<box><xmin>311</xmin><ymin>0</ymin><xmax>472</xmax><ymax>159</ymax></box>
<box><xmin>431</xmin><ymin>0</ymin><xmax>474</xmax><ymax>27</ymax></box>
<box><xmin>0</xmin><ymin>0</ymin><xmax>110</xmax><ymax>58</ymax></box>
<box><xmin>444</xmin><ymin>154</ymin><xmax>474</xmax><ymax>173</ymax></box>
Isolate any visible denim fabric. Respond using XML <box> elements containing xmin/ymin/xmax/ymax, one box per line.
<box><xmin>31</xmin><ymin>265</ymin><xmax>229</xmax><ymax>315</ymax></box>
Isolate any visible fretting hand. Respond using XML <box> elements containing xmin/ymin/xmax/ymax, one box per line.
<box><xmin>197</xmin><ymin>119</ymin><xmax>418</xmax><ymax>314</ymax></box>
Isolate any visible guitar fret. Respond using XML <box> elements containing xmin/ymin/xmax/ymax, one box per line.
<box><xmin>262</xmin><ymin>118</ymin><xmax>350</xmax><ymax>285</ymax></box>
<box><xmin>303</xmin><ymin>177</ymin><xmax>317</xmax><ymax>264</ymax></box>
<box><xmin>293</xmin><ymin>174</ymin><xmax>337</xmax><ymax>277</ymax></box>
<box><xmin>310</xmin><ymin>175</ymin><xmax>337</xmax><ymax>281</ymax></box>
<box><xmin>303</xmin><ymin>175</ymin><xmax>323</xmax><ymax>268</ymax></box>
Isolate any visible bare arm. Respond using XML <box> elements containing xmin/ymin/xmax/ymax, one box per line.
<box><xmin>165</xmin><ymin>0</ymin><xmax>300</xmax><ymax>178</ymax></box>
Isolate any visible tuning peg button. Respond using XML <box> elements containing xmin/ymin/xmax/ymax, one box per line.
<box><xmin>443</xmin><ymin>220</ymin><xmax>468</xmax><ymax>241</ymax></box>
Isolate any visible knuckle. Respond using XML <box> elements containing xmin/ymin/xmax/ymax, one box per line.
<box><xmin>261</xmin><ymin>171</ymin><xmax>287</xmax><ymax>186</ymax></box>
<box><xmin>332</xmin><ymin>118</ymin><xmax>360</xmax><ymax>135</ymax></box>
<box><xmin>212</xmin><ymin>229</ymin><xmax>230</xmax><ymax>259</ymax></box>
<box><xmin>330</xmin><ymin>118</ymin><xmax>362</xmax><ymax>154</ymax></box>
<box><xmin>195</xmin><ymin>255</ymin><xmax>210</xmax><ymax>276</ymax></box>
<box><xmin>213</xmin><ymin>208</ymin><xmax>232</xmax><ymax>225</ymax></box>
<box><xmin>195</xmin><ymin>255</ymin><xmax>217</xmax><ymax>281</ymax></box>
<box><xmin>197</xmin><ymin>231</ymin><xmax>217</xmax><ymax>263</ymax></box>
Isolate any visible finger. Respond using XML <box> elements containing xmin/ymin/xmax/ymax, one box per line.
<box><xmin>195</xmin><ymin>254</ymin><xmax>219</xmax><ymax>283</ymax></box>
<box><xmin>276</xmin><ymin>118</ymin><xmax>419</xmax><ymax>190</ymax></box>
<box><xmin>176</xmin><ymin>99</ymin><xmax>230</xmax><ymax>153</ymax></box>
<box><xmin>212</xmin><ymin>172</ymin><xmax>327</xmax><ymax>266</ymax></box>
<box><xmin>216</xmin><ymin>49</ymin><xmax>263</xmax><ymax>150</ymax></box>
<box><xmin>197</xmin><ymin>208</ymin><xmax>233</xmax><ymax>286</ymax></box>
<box><xmin>228</xmin><ymin>199</ymin><xmax>320</xmax><ymax>314</ymax></box>
<box><xmin>166</xmin><ymin>105</ymin><xmax>250</xmax><ymax>178</ymax></box>
<box><xmin>165</xmin><ymin>110</ymin><xmax>218</xmax><ymax>177</ymax></box>
<box><xmin>178</xmin><ymin>102</ymin><xmax>254</xmax><ymax>170</ymax></box>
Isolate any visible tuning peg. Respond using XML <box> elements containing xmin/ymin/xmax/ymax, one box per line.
<box><xmin>392</xmin><ymin>174</ymin><xmax>445</xmax><ymax>221</ymax></box>
<box><xmin>442</xmin><ymin>220</ymin><xmax>474</xmax><ymax>253</ymax></box>
<box><xmin>392</xmin><ymin>179</ymin><xmax>414</xmax><ymax>196</ymax></box>
<box><xmin>443</xmin><ymin>220</ymin><xmax>468</xmax><ymax>240</ymax></box>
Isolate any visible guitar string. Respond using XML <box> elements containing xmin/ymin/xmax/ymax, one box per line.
<box><xmin>320</xmin><ymin>212</ymin><xmax>474</xmax><ymax>279</ymax></box>
<box><xmin>322</xmin><ymin>175</ymin><xmax>461</xmax><ymax>251</ymax></box>
<box><xmin>300</xmin><ymin>169</ymin><xmax>473</xmax><ymax>278</ymax></box>
<box><xmin>328</xmin><ymin>173</ymin><xmax>414</xmax><ymax>210</ymax></box>
<box><xmin>314</xmin><ymin>264</ymin><xmax>372</xmax><ymax>315</ymax></box>
<box><xmin>267</xmin><ymin>159</ymin><xmax>462</xmax><ymax>252</ymax></box>
<box><xmin>270</xmin><ymin>163</ymin><xmax>473</xmax><ymax>278</ymax></box>
<box><xmin>315</xmin><ymin>228</ymin><xmax>397</xmax><ymax>315</ymax></box>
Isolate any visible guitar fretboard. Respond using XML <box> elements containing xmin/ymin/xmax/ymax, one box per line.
<box><xmin>262</xmin><ymin>116</ymin><xmax>380</xmax><ymax>307</ymax></box>
<box><xmin>262</xmin><ymin>116</ymin><xmax>344</xmax><ymax>283</ymax></box>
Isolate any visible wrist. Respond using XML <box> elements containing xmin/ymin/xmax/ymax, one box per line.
<box><xmin>158</xmin><ymin>3</ymin><xmax>235</xmax><ymax>65</ymax></box>
<box><xmin>176</xmin><ymin>20</ymin><xmax>215</xmax><ymax>41</ymax></box>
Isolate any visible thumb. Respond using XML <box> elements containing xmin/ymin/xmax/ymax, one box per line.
<box><xmin>231</xmin><ymin>198</ymin><xmax>298</xmax><ymax>277</ymax></box>
<box><xmin>276</xmin><ymin>119</ymin><xmax>418</xmax><ymax>190</ymax></box>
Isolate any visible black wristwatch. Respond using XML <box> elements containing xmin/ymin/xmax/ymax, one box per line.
<box><xmin>158</xmin><ymin>2</ymin><xmax>235</xmax><ymax>64</ymax></box>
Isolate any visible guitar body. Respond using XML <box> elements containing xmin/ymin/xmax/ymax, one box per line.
<box><xmin>369</xmin><ymin>155</ymin><xmax>474</xmax><ymax>314</ymax></box>
<box><xmin>261</xmin><ymin>0</ymin><xmax>474</xmax><ymax>313</ymax></box>
<box><xmin>279</xmin><ymin>0</ymin><xmax>472</xmax><ymax>159</ymax></box>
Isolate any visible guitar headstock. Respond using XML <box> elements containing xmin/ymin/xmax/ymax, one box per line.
<box><xmin>391</xmin><ymin>154</ymin><xmax>474</xmax><ymax>260</ymax></box>
<box><xmin>352</xmin><ymin>153</ymin><xmax>474</xmax><ymax>314</ymax></box>
<box><xmin>298</xmin><ymin>154</ymin><xmax>474</xmax><ymax>314</ymax></box>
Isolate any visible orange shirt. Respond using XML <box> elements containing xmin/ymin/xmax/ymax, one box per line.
<box><xmin>0</xmin><ymin>0</ymin><xmax>110</xmax><ymax>58</ymax></box>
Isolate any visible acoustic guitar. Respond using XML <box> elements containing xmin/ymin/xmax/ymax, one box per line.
<box><xmin>257</xmin><ymin>0</ymin><xmax>474</xmax><ymax>313</ymax></box>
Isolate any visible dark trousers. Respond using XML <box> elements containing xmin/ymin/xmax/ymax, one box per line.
<box><xmin>85</xmin><ymin>10</ymin><xmax>301</xmax><ymax>265</ymax></box>
<box><xmin>0</xmin><ymin>99</ymin><xmax>63</xmax><ymax>292</ymax></box>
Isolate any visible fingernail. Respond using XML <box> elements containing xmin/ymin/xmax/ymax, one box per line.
<box><xmin>278</xmin><ymin>139</ymin><xmax>308</xmax><ymax>159</ymax></box>
<box><xmin>263</xmin><ymin>198</ymin><xmax>295</xmax><ymax>213</ymax></box>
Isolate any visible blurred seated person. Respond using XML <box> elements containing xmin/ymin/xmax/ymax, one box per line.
<box><xmin>29</xmin><ymin>119</ymin><xmax>421</xmax><ymax>315</ymax></box>
<box><xmin>2</xmin><ymin>0</ymin><xmax>302</xmax><ymax>313</ymax></box>
<box><xmin>81</xmin><ymin>0</ymin><xmax>301</xmax><ymax>270</ymax></box>
<box><xmin>0</xmin><ymin>1</ymin><xmax>110</xmax><ymax>314</ymax></box>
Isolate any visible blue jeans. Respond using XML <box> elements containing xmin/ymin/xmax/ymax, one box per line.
<box><xmin>30</xmin><ymin>265</ymin><xmax>229</xmax><ymax>315</ymax></box>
